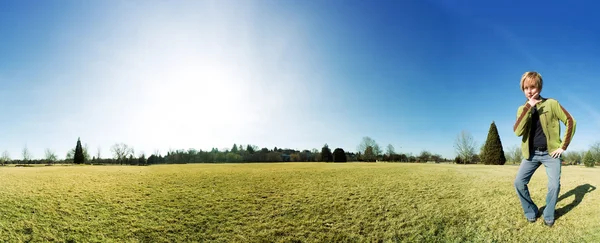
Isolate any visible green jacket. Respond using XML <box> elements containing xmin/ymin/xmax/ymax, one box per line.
<box><xmin>513</xmin><ymin>97</ymin><xmax>576</xmax><ymax>159</ymax></box>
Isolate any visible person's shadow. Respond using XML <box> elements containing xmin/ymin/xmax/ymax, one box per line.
<box><xmin>539</xmin><ymin>184</ymin><xmax>596</xmax><ymax>219</ymax></box>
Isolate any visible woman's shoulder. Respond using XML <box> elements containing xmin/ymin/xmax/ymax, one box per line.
<box><xmin>543</xmin><ymin>97</ymin><xmax>559</xmax><ymax>104</ymax></box>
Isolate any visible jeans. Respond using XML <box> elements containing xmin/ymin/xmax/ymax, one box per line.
<box><xmin>514</xmin><ymin>150</ymin><xmax>561</xmax><ymax>222</ymax></box>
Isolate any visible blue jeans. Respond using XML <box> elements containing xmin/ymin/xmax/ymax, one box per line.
<box><xmin>514</xmin><ymin>150</ymin><xmax>561</xmax><ymax>222</ymax></box>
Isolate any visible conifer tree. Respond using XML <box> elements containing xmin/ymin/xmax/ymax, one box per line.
<box><xmin>321</xmin><ymin>144</ymin><xmax>333</xmax><ymax>162</ymax></box>
<box><xmin>74</xmin><ymin>137</ymin><xmax>84</xmax><ymax>164</ymax></box>
<box><xmin>481</xmin><ymin>121</ymin><xmax>506</xmax><ymax>165</ymax></box>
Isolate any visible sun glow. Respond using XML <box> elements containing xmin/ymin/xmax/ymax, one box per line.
<box><xmin>72</xmin><ymin>0</ymin><xmax>312</xmax><ymax>153</ymax></box>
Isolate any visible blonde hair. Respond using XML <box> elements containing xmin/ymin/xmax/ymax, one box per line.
<box><xmin>520</xmin><ymin>71</ymin><xmax>543</xmax><ymax>91</ymax></box>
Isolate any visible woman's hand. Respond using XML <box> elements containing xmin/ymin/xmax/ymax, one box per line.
<box><xmin>550</xmin><ymin>148</ymin><xmax>564</xmax><ymax>159</ymax></box>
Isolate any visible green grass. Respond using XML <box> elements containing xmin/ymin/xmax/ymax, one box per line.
<box><xmin>0</xmin><ymin>163</ymin><xmax>598</xmax><ymax>242</ymax></box>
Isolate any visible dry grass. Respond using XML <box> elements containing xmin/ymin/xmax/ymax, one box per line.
<box><xmin>0</xmin><ymin>163</ymin><xmax>598</xmax><ymax>242</ymax></box>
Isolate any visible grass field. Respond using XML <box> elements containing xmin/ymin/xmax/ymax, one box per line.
<box><xmin>0</xmin><ymin>163</ymin><xmax>598</xmax><ymax>242</ymax></box>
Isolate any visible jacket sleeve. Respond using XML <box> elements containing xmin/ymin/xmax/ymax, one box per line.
<box><xmin>513</xmin><ymin>103</ymin><xmax>532</xmax><ymax>137</ymax></box>
<box><xmin>554</xmin><ymin>101</ymin><xmax>576</xmax><ymax>150</ymax></box>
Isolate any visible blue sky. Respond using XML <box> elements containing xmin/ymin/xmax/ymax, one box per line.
<box><xmin>1</xmin><ymin>0</ymin><xmax>599</xmax><ymax>160</ymax></box>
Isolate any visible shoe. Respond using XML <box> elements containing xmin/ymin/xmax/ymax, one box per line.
<box><xmin>544</xmin><ymin>220</ymin><xmax>554</xmax><ymax>227</ymax></box>
<box><xmin>527</xmin><ymin>218</ymin><xmax>536</xmax><ymax>223</ymax></box>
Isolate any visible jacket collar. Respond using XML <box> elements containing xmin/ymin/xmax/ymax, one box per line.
<box><xmin>525</xmin><ymin>95</ymin><xmax>547</xmax><ymax>104</ymax></box>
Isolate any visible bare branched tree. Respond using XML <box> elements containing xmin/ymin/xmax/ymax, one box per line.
<box><xmin>22</xmin><ymin>145</ymin><xmax>31</xmax><ymax>164</ymax></box>
<box><xmin>111</xmin><ymin>143</ymin><xmax>134</xmax><ymax>162</ymax></box>
<box><xmin>386</xmin><ymin>144</ymin><xmax>396</xmax><ymax>156</ymax></box>
<box><xmin>373</xmin><ymin>144</ymin><xmax>382</xmax><ymax>157</ymax></box>
<box><xmin>510</xmin><ymin>145</ymin><xmax>523</xmax><ymax>164</ymax></box>
<box><xmin>0</xmin><ymin>150</ymin><xmax>9</xmax><ymax>165</ymax></box>
<box><xmin>590</xmin><ymin>141</ymin><xmax>600</xmax><ymax>162</ymax></box>
<box><xmin>454</xmin><ymin>130</ymin><xmax>477</xmax><ymax>163</ymax></box>
<box><xmin>97</xmin><ymin>147</ymin><xmax>102</xmax><ymax>160</ymax></box>
<box><xmin>358</xmin><ymin>136</ymin><xmax>380</xmax><ymax>155</ymax></box>
<box><xmin>45</xmin><ymin>148</ymin><xmax>57</xmax><ymax>164</ymax></box>
<box><xmin>66</xmin><ymin>149</ymin><xmax>74</xmax><ymax>162</ymax></box>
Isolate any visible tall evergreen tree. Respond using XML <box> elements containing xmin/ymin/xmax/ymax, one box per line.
<box><xmin>246</xmin><ymin>145</ymin><xmax>255</xmax><ymax>154</ymax></box>
<box><xmin>481</xmin><ymin>121</ymin><xmax>506</xmax><ymax>165</ymax></box>
<box><xmin>321</xmin><ymin>144</ymin><xmax>333</xmax><ymax>162</ymax></box>
<box><xmin>74</xmin><ymin>137</ymin><xmax>85</xmax><ymax>164</ymax></box>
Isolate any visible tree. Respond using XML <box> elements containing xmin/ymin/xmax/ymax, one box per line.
<box><xmin>386</xmin><ymin>144</ymin><xmax>396</xmax><ymax>156</ymax></box>
<box><xmin>138</xmin><ymin>152</ymin><xmax>147</xmax><ymax>166</ymax></box>
<box><xmin>66</xmin><ymin>150</ymin><xmax>74</xmax><ymax>162</ymax></box>
<box><xmin>504</xmin><ymin>151</ymin><xmax>513</xmax><ymax>165</ymax></box>
<box><xmin>373</xmin><ymin>144</ymin><xmax>382</xmax><ymax>158</ymax></box>
<box><xmin>454</xmin><ymin>130</ymin><xmax>476</xmax><ymax>164</ymax></box>
<box><xmin>22</xmin><ymin>145</ymin><xmax>31</xmax><ymax>164</ymax></box>
<box><xmin>563</xmin><ymin>150</ymin><xmax>582</xmax><ymax>165</ymax></box>
<box><xmin>364</xmin><ymin>146</ymin><xmax>375</xmax><ymax>162</ymax></box>
<box><xmin>0</xmin><ymin>150</ymin><xmax>9</xmax><ymax>165</ymax></box>
<box><xmin>66</xmin><ymin>144</ymin><xmax>89</xmax><ymax>164</ymax></box>
<box><xmin>358</xmin><ymin>136</ymin><xmax>380</xmax><ymax>155</ymax></box>
<box><xmin>246</xmin><ymin>145</ymin><xmax>257</xmax><ymax>154</ymax></box>
<box><xmin>45</xmin><ymin>148</ymin><xmax>57</xmax><ymax>165</ymax></box>
<box><xmin>127</xmin><ymin>154</ymin><xmax>136</xmax><ymax>165</ymax></box>
<box><xmin>573</xmin><ymin>150</ymin><xmax>587</xmax><ymax>163</ymax></box>
<box><xmin>583</xmin><ymin>150</ymin><xmax>595</xmax><ymax>168</ymax></box>
<box><xmin>147</xmin><ymin>154</ymin><xmax>158</xmax><ymax>165</ymax></box>
<box><xmin>231</xmin><ymin>144</ymin><xmax>239</xmax><ymax>153</ymax></box>
<box><xmin>74</xmin><ymin>137</ymin><xmax>84</xmax><ymax>164</ymax></box>
<box><xmin>97</xmin><ymin>147</ymin><xmax>102</xmax><ymax>160</ymax></box>
<box><xmin>431</xmin><ymin>154</ymin><xmax>443</xmax><ymax>163</ymax></box>
<box><xmin>84</xmin><ymin>144</ymin><xmax>91</xmax><ymax>161</ymax></box>
<box><xmin>590</xmin><ymin>142</ymin><xmax>600</xmax><ymax>163</ymax></box>
<box><xmin>321</xmin><ymin>144</ymin><xmax>333</xmax><ymax>162</ymax></box>
<box><xmin>398</xmin><ymin>153</ymin><xmax>408</xmax><ymax>162</ymax></box>
<box><xmin>510</xmin><ymin>145</ymin><xmax>523</xmax><ymax>164</ymax></box>
<box><xmin>481</xmin><ymin>121</ymin><xmax>506</xmax><ymax>165</ymax></box>
<box><xmin>111</xmin><ymin>143</ymin><xmax>134</xmax><ymax>164</ymax></box>
<box><xmin>333</xmin><ymin>148</ymin><xmax>347</xmax><ymax>162</ymax></box>
<box><xmin>505</xmin><ymin>145</ymin><xmax>522</xmax><ymax>164</ymax></box>
<box><xmin>226</xmin><ymin>152</ymin><xmax>243</xmax><ymax>162</ymax></box>
<box><xmin>479</xmin><ymin>143</ymin><xmax>485</xmax><ymax>161</ymax></box>
<box><xmin>418</xmin><ymin>150</ymin><xmax>431</xmax><ymax>162</ymax></box>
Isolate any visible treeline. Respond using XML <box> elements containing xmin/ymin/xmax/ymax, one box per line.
<box><xmin>146</xmin><ymin>146</ymin><xmax>448</xmax><ymax>164</ymax></box>
<box><xmin>0</xmin><ymin>142</ymin><xmax>451</xmax><ymax>166</ymax></box>
<box><xmin>3</xmin><ymin>126</ymin><xmax>598</xmax><ymax>167</ymax></box>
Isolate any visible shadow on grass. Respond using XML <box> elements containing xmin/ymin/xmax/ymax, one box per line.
<box><xmin>540</xmin><ymin>184</ymin><xmax>596</xmax><ymax>220</ymax></box>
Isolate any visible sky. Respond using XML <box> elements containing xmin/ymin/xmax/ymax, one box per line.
<box><xmin>1</xmin><ymin>0</ymin><xmax>599</xmax><ymax>160</ymax></box>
